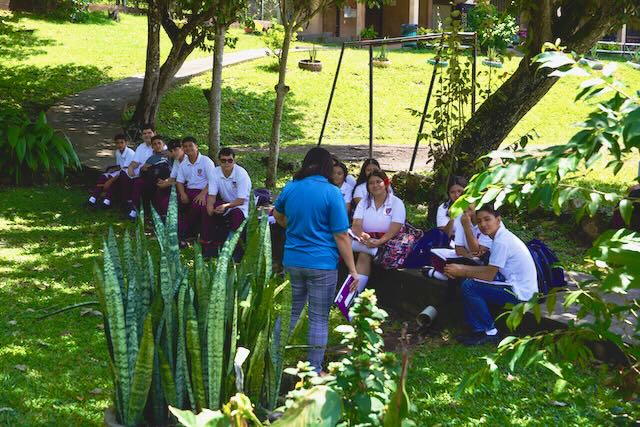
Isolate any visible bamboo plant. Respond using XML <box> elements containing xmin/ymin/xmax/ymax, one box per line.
<box><xmin>95</xmin><ymin>187</ymin><xmax>293</xmax><ymax>426</ymax></box>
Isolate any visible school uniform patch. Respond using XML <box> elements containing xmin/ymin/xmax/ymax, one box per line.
<box><xmin>385</xmin><ymin>208</ymin><xmax>392</xmax><ymax>215</ymax></box>
<box><xmin>197</xmin><ymin>168</ymin><xmax>203</xmax><ymax>176</ymax></box>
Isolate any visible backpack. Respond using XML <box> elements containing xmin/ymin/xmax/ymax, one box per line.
<box><xmin>526</xmin><ymin>239</ymin><xmax>566</xmax><ymax>295</ymax></box>
<box><xmin>401</xmin><ymin>228</ymin><xmax>451</xmax><ymax>269</ymax></box>
<box><xmin>374</xmin><ymin>223</ymin><xmax>424</xmax><ymax>269</ymax></box>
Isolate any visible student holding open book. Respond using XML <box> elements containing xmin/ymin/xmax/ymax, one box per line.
<box><xmin>443</xmin><ymin>205</ymin><xmax>537</xmax><ymax>346</ymax></box>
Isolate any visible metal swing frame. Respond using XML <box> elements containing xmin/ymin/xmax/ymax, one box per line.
<box><xmin>316</xmin><ymin>32</ymin><xmax>478</xmax><ymax>172</ymax></box>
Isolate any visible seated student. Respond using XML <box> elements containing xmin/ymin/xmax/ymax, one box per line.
<box><xmin>88</xmin><ymin>134</ymin><xmax>134</xmax><ymax>209</ymax></box>
<box><xmin>155</xmin><ymin>139</ymin><xmax>185</xmax><ymax>217</ymax></box>
<box><xmin>331</xmin><ymin>161</ymin><xmax>354</xmax><ymax>212</ymax></box>
<box><xmin>128</xmin><ymin>135</ymin><xmax>169</xmax><ymax>219</ymax></box>
<box><xmin>350</xmin><ymin>170</ymin><xmax>406</xmax><ymax>293</ymax></box>
<box><xmin>443</xmin><ymin>205</ymin><xmax>537</xmax><ymax>346</ymax></box>
<box><xmin>121</xmin><ymin>124</ymin><xmax>158</xmax><ymax>220</ymax></box>
<box><xmin>332</xmin><ymin>155</ymin><xmax>356</xmax><ymax>187</ymax></box>
<box><xmin>351</xmin><ymin>158</ymin><xmax>394</xmax><ymax>208</ymax></box>
<box><xmin>453</xmin><ymin>203</ymin><xmax>492</xmax><ymax>258</ymax></box>
<box><xmin>436</xmin><ymin>176</ymin><xmax>467</xmax><ymax>238</ymax></box>
<box><xmin>176</xmin><ymin>136</ymin><xmax>216</xmax><ymax>246</ymax></box>
<box><xmin>205</xmin><ymin>148</ymin><xmax>252</xmax><ymax>255</ymax></box>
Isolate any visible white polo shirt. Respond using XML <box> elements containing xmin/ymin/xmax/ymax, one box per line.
<box><xmin>453</xmin><ymin>214</ymin><xmax>492</xmax><ymax>251</ymax></box>
<box><xmin>346</xmin><ymin>174</ymin><xmax>356</xmax><ymax>187</ymax></box>
<box><xmin>176</xmin><ymin>153</ymin><xmax>216</xmax><ymax>190</ymax></box>
<box><xmin>127</xmin><ymin>143</ymin><xmax>154</xmax><ymax>178</ymax></box>
<box><xmin>488</xmin><ymin>224</ymin><xmax>538</xmax><ymax>301</ymax></box>
<box><xmin>353</xmin><ymin>182</ymin><xmax>394</xmax><ymax>201</ymax></box>
<box><xmin>116</xmin><ymin>147</ymin><xmax>135</xmax><ymax>169</ymax></box>
<box><xmin>436</xmin><ymin>202</ymin><xmax>450</xmax><ymax>227</ymax></box>
<box><xmin>169</xmin><ymin>157</ymin><xmax>185</xmax><ymax>179</ymax></box>
<box><xmin>353</xmin><ymin>194</ymin><xmax>406</xmax><ymax>233</ymax></box>
<box><xmin>340</xmin><ymin>181</ymin><xmax>354</xmax><ymax>204</ymax></box>
<box><xmin>208</xmin><ymin>164</ymin><xmax>252</xmax><ymax>216</ymax></box>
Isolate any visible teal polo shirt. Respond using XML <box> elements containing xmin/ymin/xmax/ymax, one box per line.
<box><xmin>274</xmin><ymin>175</ymin><xmax>349</xmax><ymax>270</ymax></box>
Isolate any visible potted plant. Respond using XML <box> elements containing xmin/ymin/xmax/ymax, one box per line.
<box><xmin>626</xmin><ymin>49</ymin><xmax>640</xmax><ymax>70</ymax></box>
<box><xmin>579</xmin><ymin>45</ymin><xmax>603</xmax><ymax>70</ymax></box>
<box><xmin>359</xmin><ymin>25</ymin><xmax>378</xmax><ymax>41</ymax></box>
<box><xmin>298</xmin><ymin>44</ymin><xmax>322</xmax><ymax>72</ymax></box>
<box><xmin>372</xmin><ymin>42</ymin><xmax>391</xmax><ymax>68</ymax></box>
<box><xmin>426</xmin><ymin>55</ymin><xmax>448</xmax><ymax>67</ymax></box>
<box><xmin>243</xmin><ymin>17</ymin><xmax>255</xmax><ymax>34</ymax></box>
<box><xmin>482</xmin><ymin>46</ymin><xmax>503</xmax><ymax>68</ymax></box>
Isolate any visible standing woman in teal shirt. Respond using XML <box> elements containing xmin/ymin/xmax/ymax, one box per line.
<box><xmin>274</xmin><ymin>147</ymin><xmax>359</xmax><ymax>371</ymax></box>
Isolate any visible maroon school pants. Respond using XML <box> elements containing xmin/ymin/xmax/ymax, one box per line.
<box><xmin>201</xmin><ymin>201</ymin><xmax>246</xmax><ymax>254</ymax></box>
<box><xmin>91</xmin><ymin>173</ymin><xmax>119</xmax><ymax>201</ymax></box>
<box><xmin>178</xmin><ymin>188</ymin><xmax>208</xmax><ymax>240</ymax></box>
<box><xmin>155</xmin><ymin>187</ymin><xmax>170</xmax><ymax>217</ymax></box>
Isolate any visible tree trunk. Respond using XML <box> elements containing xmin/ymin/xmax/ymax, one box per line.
<box><xmin>132</xmin><ymin>0</ymin><xmax>161</xmax><ymax>132</ymax></box>
<box><xmin>424</xmin><ymin>0</ymin><xmax>636</xmax><ymax>219</ymax></box>
<box><xmin>265</xmin><ymin>28</ymin><xmax>293</xmax><ymax>188</ymax></box>
<box><xmin>208</xmin><ymin>24</ymin><xmax>227</xmax><ymax>160</ymax></box>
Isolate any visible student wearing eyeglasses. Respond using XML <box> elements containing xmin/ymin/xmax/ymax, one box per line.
<box><xmin>205</xmin><ymin>147</ymin><xmax>252</xmax><ymax>256</ymax></box>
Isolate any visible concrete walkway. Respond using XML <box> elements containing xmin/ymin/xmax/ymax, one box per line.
<box><xmin>47</xmin><ymin>48</ymin><xmax>269</xmax><ymax>172</ymax></box>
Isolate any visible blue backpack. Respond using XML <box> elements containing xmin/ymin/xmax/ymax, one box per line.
<box><xmin>401</xmin><ymin>228</ymin><xmax>451</xmax><ymax>269</ymax></box>
<box><xmin>526</xmin><ymin>239</ymin><xmax>566</xmax><ymax>295</ymax></box>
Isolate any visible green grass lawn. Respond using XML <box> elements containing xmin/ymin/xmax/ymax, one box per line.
<box><xmin>0</xmin><ymin>184</ymin><xmax>630</xmax><ymax>426</ymax></box>
<box><xmin>0</xmin><ymin>10</ymin><xmax>266</xmax><ymax>116</ymax></box>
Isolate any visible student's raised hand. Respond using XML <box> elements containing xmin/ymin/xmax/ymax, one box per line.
<box><xmin>443</xmin><ymin>263</ymin><xmax>464</xmax><ymax>279</ymax></box>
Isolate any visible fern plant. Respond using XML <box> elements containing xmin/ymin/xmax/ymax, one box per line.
<box><xmin>95</xmin><ymin>187</ymin><xmax>293</xmax><ymax>426</ymax></box>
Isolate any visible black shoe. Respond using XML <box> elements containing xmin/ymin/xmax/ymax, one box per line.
<box><xmin>463</xmin><ymin>333</ymin><xmax>501</xmax><ymax>347</ymax></box>
<box><xmin>455</xmin><ymin>331</ymin><xmax>485</xmax><ymax>344</ymax></box>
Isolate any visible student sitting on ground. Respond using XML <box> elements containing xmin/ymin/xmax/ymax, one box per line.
<box><xmin>443</xmin><ymin>205</ymin><xmax>537</xmax><ymax>346</ymax></box>
<box><xmin>128</xmin><ymin>135</ymin><xmax>169</xmax><ymax>219</ymax></box>
<box><xmin>122</xmin><ymin>125</ymin><xmax>164</xmax><ymax>220</ymax></box>
<box><xmin>205</xmin><ymin>147</ymin><xmax>252</xmax><ymax>256</ymax></box>
<box><xmin>87</xmin><ymin>133</ymin><xmax>134</xmax><ymax>209</ymax></box>
<box><xmin>332</xmin><ymin>161</ymin><xmax>354</xmax><ymax>212</ymax></box>
<box><xmin>436</xmin><ymin>176</ymin><xmax>467</xmax><ymax>238</ymax></box>
<box><xmin>176</xmin><ymin>136</ymin><xmax>216</xmax><ymax>247</ymax></box>
<box><xmin>351</xmin><ymin>158</ymin><xmax>394</xmax><ymax>208</ymax></box>
<box><xmin>155</xmin><ymin>139</ymin><xmax>185</xmax><ymax>217</ymax></box>
<box><xmin>350</xmin><ymin>170</ymin><xmax>406</xmax><ymax>293</ymax></box>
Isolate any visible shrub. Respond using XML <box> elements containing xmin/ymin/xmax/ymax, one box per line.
<box><xmin>0</xmin><ymin>112</ymin><xmax>81</xmax><ymax>184</ymax></box>
<box><xmin>467</xmin><ymin>0</ymin><xmax>518</xmax><ymax>53</ymax></box>
<box><xmin>391</xmin><ymin>171</ymin><xmax>433</xmax><ymax>204</ymax></box>
<box><xmin>359</xmin><ymin>25</ymin><xmax>378</xmax><ymax>40</ymax></box>
<box><xmin>262</xmin><ymin>20</ymin><xmax>297</xmax><ymax>68</ymax></box>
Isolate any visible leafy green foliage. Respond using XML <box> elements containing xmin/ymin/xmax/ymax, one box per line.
<box><xmin>359</xmin><ymin>25</ymin><xmax>378</xmax><ymax>40</ymax></box>
<box><xmin>95</xmin><ymin>189</ymin><xmax>293</xmax><ymax>425</ymax></box>
<box><xmin>455</xmin><ymin>45</ymin><xmax>640</xmax><ymax>412</ymax></box>
<box><xmin>0</xmin><ymin>112</ymin><xmax>81</xmax><ymax>184</ymax></box>
<box><xmin>262</xmin><ymin>20</ymin><xmax>297</xmax><ymax>67</ymax></box>
<box><xmin>467</xmin><ymin>0</ymin><xmax>518</xmax><ymax>53</ymax></box>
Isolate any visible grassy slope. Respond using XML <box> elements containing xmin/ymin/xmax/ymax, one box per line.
<box><xmin>0</xmin><ymin>10</ymin><xmax>265</xmax><ymax>114</ymax></box>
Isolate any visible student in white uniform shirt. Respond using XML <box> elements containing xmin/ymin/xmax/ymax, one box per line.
<box><xmin>120</xmin><ymin>125</ymin><xmax>155</xmax><ymax>210</ymax></box>
<box><xmin>351</xmin><ymin>158</ymin><xmax>394</xmax><ymax>208</ymax></box>
<box><xmin>175</xmin><ymin>136</ymin><xmax>216</xmax><ymax>245</ymax></box>
<box><xmin>88</xmin><ymin>134</ymin><xmax>134</xmax><ymax>209</ymax></box>
<box><xmin>350</xmin><ymin>170</ymin><xmax>406</xmax><ymax>294</ymax></box>
<box><xmin>331</xmin><ymin>161</ymin><xmax>354</xmax><ymax>212</ymax></box>
<box><xmin>205</xmin><ymin>148</ymin><xmax>252</xmax><ymax>255</ymax></box>
<box><xmin>444</xmin><ymin>205</ymin><xmax>537</xmax><ymax>346</ymax></box>
<box><xmin>453</xmin><ymin>203</ymin><xmax>492</xmax><ymax>258</ymax></box>
<box><xmin>436</xmin><ymin>176</ymin><xmax>467</xmax><ymax>238</ymax></box>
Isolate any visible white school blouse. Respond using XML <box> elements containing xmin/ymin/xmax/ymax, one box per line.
<box><xmin>452</xmin><ymin>214</ymin><xmax>492</xmax><ymax>251</ymax></box>
<box><xmin>488</xmin><ymin>224</ymin><xmax>538</xmax><ymax>301</ymax></box>
<box><xmin>345</xmin><ymin>174</ymin><xmax>356</xmax><ymax>187</ymax></box>
<box><xmin>340</xmin><ymin>181</ymin><xmax>354</xmax><ymax>204</ymax></box>
<box><xmin>352</xmin><ymin>182</ymin><xmax>394</xmax><ymax>201</ymax></box>
<box><xmin>176</xmin><ymin>153</ymin><xmax>216</xmax><ymax>190</ymax></box>
<box><xmin>436</xmin><ymin>202</ymin><xmax>450</xmax><ymax>228</ymax></box>
<box><xmin>107</xmin><ymin>147</ymin><xmax>135</xmax><ymax>178</ymax></box>
<box><xmin>353</xmin><ymin>194</ymin><xmax>406</xmax><ymax>234</ymax></box>
<box><xmin>208</xmin><ymin>164</ymin><xmax>252</xmax><ymax>217</ymax></box>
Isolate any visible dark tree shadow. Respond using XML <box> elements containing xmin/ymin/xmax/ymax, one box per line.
<box><xmin>0</xmin><ymin>14</ymin><xmax>56</xmax><ymax>59</ymax></box>
<box><xmin>6</xmin><ymin>10</ymin><xmax>116</xmax><ymax>26</ymax></box>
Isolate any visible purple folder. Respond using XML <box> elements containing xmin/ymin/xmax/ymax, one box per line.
<box><xmin>334</xmin><ymin>275</ymin><xmax>359</xmax><ymax>321</ymax></box>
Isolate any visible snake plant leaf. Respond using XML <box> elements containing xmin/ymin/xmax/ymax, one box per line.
<box><xmin>187</xmin><ymin>309</ymin><xmax>206</xmax><ymax>411</ymax></box>
<box><xmin>126</xmin><ymin>314</ymin><xmax>155</xmax><ymax>426</ymax></box>
<box><xmin>158</xmin><ymin>346</ymin><xmax>178</xmax><ymax>408</ymax></box>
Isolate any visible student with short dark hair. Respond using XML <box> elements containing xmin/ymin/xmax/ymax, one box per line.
<box><xmin>155</xmin><ymin>139</ymin><xmax>185</xmax><ymax>217</ymax></box>
<box><xmin>436</xmin><ymin>176</ymin><xmax>467</xmax><ymax>237</ymax></box>
<box><xmin>273</xmin><ymin>147</ymin><xmax>359</xmax><ymax>372</ymax></box>
<box><xmin>127</xmin><ymin>135</ymin><xmax>169</xmax><ymax>219</ymax></box>
<box><xmin>204</xmin><ymin>147</ymin><xmax>252</xmax><ymax>256</ymax></box>
<box><xmin>453</xmin><ymin>202</ymin><xmax>492</xmax><ymax>258</ymax></box>
<box><xmin>444</xmin><ymin>206</ymin><xmax>537</xmax><ymax>346</ymax></box>
<box><xmin>176</xmin><ymin>136</ymin><xmax>216</xmax><ymax>246</ymax></box>
<box><xmin>350</xmin><ymin>170</ymin><xmax>406</xmax><ymax>294</ymax></box>
<box><xmin>88</xmin><ymin>134</ymin><xmax>134</xmax><ymax>209</ymax></box>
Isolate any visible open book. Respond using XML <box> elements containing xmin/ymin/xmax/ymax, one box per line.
<box><xmin>430</xmin><ymin>248</ymin><xmax>482</xmax><ymax>273</ymax></box>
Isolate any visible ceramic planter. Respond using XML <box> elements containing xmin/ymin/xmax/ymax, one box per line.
<box><xmin>298</xmin><ymin>59</ymin><xmax>322</xmax><ymax>72</ymax></box>
<box><xmin>373</xmin><ymin>58</ymin><xmax>391</xmax><ymax>68</ymax></box>
<box><xmin>482</xmin><ymin>59</ymin><xmax>503</xmax><ymax>68</ymax></box>
<box><xmin>426</xmin><ymin>58</ymin><xmax>448</xmax><ymax>67</ymax></box>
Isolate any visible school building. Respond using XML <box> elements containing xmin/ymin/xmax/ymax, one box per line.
<box><xmin>299</xmin><ymin>0</ymin><xmax>505</xmax><ymax>40</ymax></box>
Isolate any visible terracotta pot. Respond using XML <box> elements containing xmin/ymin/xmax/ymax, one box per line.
<box><xmin>298</xmin><ymin>59</ymin><xmax>322</xmax><ymax>72</ymax></box>
<box><xmin>373</xmin><ymin>58</ymin><xmax>391</xmax><ymax>68</ymax></box>
<box><xmin>244</xmin><ymin>27</ymin><xmax>253</xmax><ymax>33</ymax></box>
